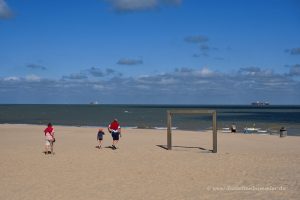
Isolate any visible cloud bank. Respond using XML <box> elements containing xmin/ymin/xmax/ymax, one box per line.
<box><xmin>1</xmin><ymin>66</ymin><xmax>299</xmax><ymax>104</ymax></box>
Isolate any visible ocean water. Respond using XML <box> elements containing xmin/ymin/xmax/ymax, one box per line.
<box><xmin>0</xmin><ymin>104</ymin><xmax>300</xmax><ymax>136</ymax></box>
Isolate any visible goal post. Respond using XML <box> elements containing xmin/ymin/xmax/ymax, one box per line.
<box><xmin>167</xmin><ymin>110</ymin><xmax>217</xmax><ymax>153</ymax></box>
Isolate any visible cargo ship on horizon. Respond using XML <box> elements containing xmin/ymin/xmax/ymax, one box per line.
<box><xmin>251</xmin><ymin>101</ymin><xmax>270</xmax><ymax>106</ymax></box>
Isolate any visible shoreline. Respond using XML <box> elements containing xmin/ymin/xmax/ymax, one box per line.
<box><xmin>1</xmin><ymin>123</ymin><xmax>298</xmax><ymax>137</ymax></box>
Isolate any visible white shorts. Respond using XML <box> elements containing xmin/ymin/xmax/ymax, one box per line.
<box><xmin>45</xmin><ymin>133</ymin><xmax>54</xmax><ymax>146</ymax></box>
<box><xmin>45</xmin><ymin>139</ymin><xmax>51</xmax><ymax>146</ymax></box>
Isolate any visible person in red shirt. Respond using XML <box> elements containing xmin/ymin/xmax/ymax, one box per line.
<box><xmin>44</xmin><ymin>123</ymin><xmax>55</xmax><ymax>154</ymax></box>
<box><xmin>108</xmin><ymin>119</ymin><xmax>121</xmax><ymax>150</ymax></box>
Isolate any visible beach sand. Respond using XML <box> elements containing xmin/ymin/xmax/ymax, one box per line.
<box><xmin>0</xmin><ymin>124</ymin><xmax>299</xmax><ymax>200</ymax></box>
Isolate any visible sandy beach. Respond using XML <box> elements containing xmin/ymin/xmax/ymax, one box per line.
<box><xmin>0</xmin><ymin>124</ymin><xmax>299</xmax><ymax>200</ymax></box>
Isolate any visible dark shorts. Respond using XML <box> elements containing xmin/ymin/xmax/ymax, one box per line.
<box><xmin>111</xmin><ymin>132</ymin><xmax>120</xmax><ymax>140</ymax></box>
<box><xmin>97</xmin><ymin>131</ymin><xmax>104</xmax><ymax>140</ymax></box>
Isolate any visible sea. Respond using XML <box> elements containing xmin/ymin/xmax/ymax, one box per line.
<box><xmin>0</xmin><ymin>104</ymin><xmax>300</xmax><ymax>136</ymax></box>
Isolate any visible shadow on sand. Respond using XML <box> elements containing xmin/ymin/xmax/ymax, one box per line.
<box><xmin>94</xmin><ymin>145</ymin><xmax>118</xmax><ymax>150</ymax></box>
<box><xmin>156</xmin><ymin>145</ymin><xmax>213</xmax><ymax>153</ymax></box>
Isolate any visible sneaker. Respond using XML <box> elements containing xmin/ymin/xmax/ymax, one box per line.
<box><xmin>112</xmin><ymin>145</ymin><xmax>116</xmax><ymax>150</ymax></box>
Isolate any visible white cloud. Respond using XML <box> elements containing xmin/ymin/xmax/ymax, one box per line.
<box><xmin>196</xmin><ymin>67</ymin><xmax>214</xmax><ymax>77</ymax></box>
<box><xmin>3</xmin><ymin>76</ymin><xmax>20</xmax><ymax>81</ymax></box>
<box><xmin>62</xmin><ymin>73</ymin><xmax>88</xmax><ymax>80</ymax></box>
<box><xmin>108</xmin><ymin>0</ymin><xmax>157</xmax><ymax>11</ymax></box>
<box><xmin>184</xmin><ymin>35</ymin><xmax>209</xmax><ymax>44</ymax></box>
<box><xmin>134</xmin><ymin>84</ymin><xmax>151</xmax><ymax>90</ymax></box>
<box><xmin>117</xmin><ymin>58</ymin><xmax>143</xmax><ymax>65</ymax></box>
<box><xmin>26</xmin><ymin>64</ymin><xmax>47</xmax><ymax>70</ymax></box>
<box><xmin>93</xmin><ymin>84</ymin><xmax>105</xmax><ymax>90</ymax></box>
<box><xmin>286</xmin><ymin>48</ymin><xmax>300</xmax><ymax>55</ymax></box>
<box><xmin>25</xmin><ymin>75</ymin><xmax>41</xmax><ymax>82</ymax></box>
<box><xmin>0</xmin><ymin>0</ymin><xmax>13</xmax><ymax>19</ymax></box>
<box><xmin>106</xmin><ymin>0</ymin><xmax>181</xmax><ymax>12</ymax></box>
<box><xmin>159</xmin><ymin>77</ymin><xmax>177</xmax><ymax>84</ymax></box>
<box><xmin>289</xmin><ymin>64</ymin><xmax>300</xmax><ymax>76</ymax></box>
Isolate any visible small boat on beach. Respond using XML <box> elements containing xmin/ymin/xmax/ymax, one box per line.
<box><xmin>154</xmin><ymin>127</ymin><xmax>178</xmax><ymax>130</ymax></box>
<box><xmin>221</xmin><ymin>128</ymin><xmax>231</xmax><ymax>133</ymax></box>
<box><xmin>244</xmin><ymin>127</ymin><xmax>259</xmax><ymax>133</ymax></box>
<box><xmin>243</xmin><ymin>127</ymin><xmax>268</xmax><ymax>134</ymax></box>
<box><xmin>257</xmin><ymin>129</ymin><xmax>268</xmax><ymax>133</ymax></box>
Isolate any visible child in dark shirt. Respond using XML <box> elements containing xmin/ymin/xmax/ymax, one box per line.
<box><xmin>97</xmin><ymin>128</ymin><xmax>105</xmax><ymax>149</ymax></box>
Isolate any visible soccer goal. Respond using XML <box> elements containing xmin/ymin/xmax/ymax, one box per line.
<box><xmin>167</xmin><ymin>110</ymin><xmax>217</xmax><ymax>153</ymax></box>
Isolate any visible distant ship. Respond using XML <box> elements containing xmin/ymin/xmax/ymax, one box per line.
<box><xmin>89</xmin><ymin>101</ymin><xmax>99</xmax><ymax>105</ymax></box>
<box><xmin>251</xmin><ymin>101</ymin><xmax>270</xmax><ymax>106</ymax></box>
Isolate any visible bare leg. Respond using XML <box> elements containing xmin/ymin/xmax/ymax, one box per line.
<box><xmin>45</xmin><ymin>144</ymin><xmax>49</xmax><ymax>154</ymax></box>
<box><xmin>112</xmin><ymin>140</ymin><xmax>118</xmax><ymax>149</ymax></box>
<box><xmin>45</xmin><ymin>140</ymin><xmax>51</xmax><ymax>154</ymax></box>
<box><xmin>50</xmin><ymin>141</ymin><xmax>54</xmax><ymax>154</ymax></box>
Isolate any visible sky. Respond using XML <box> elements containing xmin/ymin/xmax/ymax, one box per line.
<box><xmin>0</xmin><ymin>0</ymin><xmax>300</xmax><ymax>104</ymax></box>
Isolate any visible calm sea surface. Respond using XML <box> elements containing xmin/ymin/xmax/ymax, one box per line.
<box><xmin>1</xmin><ymin>104</ymin><xmax>300</xmax><ymax>136</ymax></box>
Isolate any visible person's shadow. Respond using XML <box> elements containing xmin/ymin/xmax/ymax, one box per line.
<box><xmin>95</xmin><ymin>146</ymin><xmax>116</xmax><ymax>150</ymax></box>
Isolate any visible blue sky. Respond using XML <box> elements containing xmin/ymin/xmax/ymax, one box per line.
<box><xmin>0</xmin><ymin>0</ymin><xmax>300</xmax><ymax>104</ymax></box>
